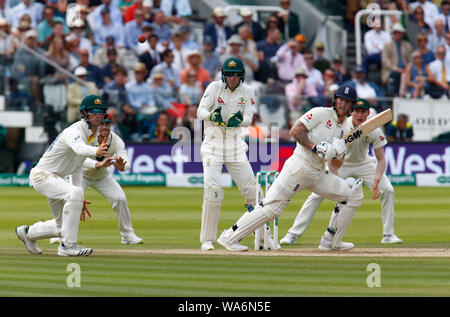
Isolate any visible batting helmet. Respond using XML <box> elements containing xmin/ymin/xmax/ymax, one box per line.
<box><xmin>332</xmin><ymin>84</ymin><xmax>357</xmax><ymax>111</ymax></box>
<box><xmin>221</xmin><ymin>56</ymin><xmax>245</xmax><ymax>86</ymax></box>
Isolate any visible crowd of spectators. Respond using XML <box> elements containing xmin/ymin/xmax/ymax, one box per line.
<box><xmin>6</xmin><ymin>0</ymin><xmax>448</xmax><ymax>148</ymax></box>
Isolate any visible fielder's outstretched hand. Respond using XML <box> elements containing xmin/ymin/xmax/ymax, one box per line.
<box><xmin>96</xmin><ymin>137</ymin><xmax>109</xmax><ymax>157</ymax></box>
<box><xmin>81</xmin><ymin>200</ymin><xmax>92</xmax><ymax>221</ymax></box>
<box><xmin>95</xmin><ymin>157</ymin><xmax>115</xmax><ymax>169</ymax></box>
<box><xmin>113</xmin><ymin>156</ymin><xmax>127</xmax><ymax>171</ymax></box>
<box><xmin>372</xmin><ymin>180</ymin><xmax>380</xmax><ymax>200</ymax></box>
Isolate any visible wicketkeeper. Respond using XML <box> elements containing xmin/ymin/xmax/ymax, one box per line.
<box><xmin>197</xmin><ymin>57</ymin><xmax>257</xmax><ymax>251</ymax></box>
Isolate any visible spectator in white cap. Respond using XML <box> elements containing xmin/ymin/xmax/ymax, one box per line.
<box><xmin>203</xmin><ymin>7</ymin><xmax>232</xmax><ymax>54</ymax></box>
<box><xmin>233</xmin><ymin>7</ymin><xmax>265</xmax><ymax>42</ymax></box>
<box><xmin>67</xmin><ymin>66</ymin><xmax>98</xmax><ymax>123</ymax></box>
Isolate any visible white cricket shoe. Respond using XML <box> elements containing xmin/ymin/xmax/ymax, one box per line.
<box><xmin>218</xmin><ymin>230</ymin><xmax>248</xmax><ymax>252</ymax></box>
<box><xmin>201</xmin><ymin>241</ymin><xmax>214</xmax><ymax>251</ymax></box>
<box><xmin>16</xmin><ymin>225</ymin><xmax>42</xmax><ymax>255</ymax></box>
<box><xmin>49</xmin><ymin>237</ymin><xmax>62</xmax><ymax>244</ymax></box>
<box><xmin>381</xmin><ymin>234</ymin><xmax>403</xmax><ymax>244</ymax></box>
<box><xmin>280</xmin><ymin>232</ymin><xmax>298</xmax><ymax>245</ymax></box>
<box><xmin>57</xmin><ymin>243</ymin><xmax>93</xmax><ymax>256</ymax></box>
<box><xmin>318</xmin><ymin>236</ymin><xmax>354</xmax><ymax>251</ymax></box>
<box><xmin>121</xmin><ymin>232</ymin><xmax>143</xmax><ymax>245</ymax></box>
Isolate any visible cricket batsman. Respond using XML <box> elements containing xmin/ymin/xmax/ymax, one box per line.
<box><xmin>197</xmin><ymin>56</ymin><xmax>257</xmax><ymax>251</ymax></box>
<box><xmin>15</xmin><ymin>95</ymin><xmax>109</xmax><ymax>256</ymax></box>
<box><xmin>49</xmin><ymin>114</ymin><xmax>143</xmax><ymax>245</ymax></box>
<box><xmin>280</xmin><ymin>98</ymin><xmax>402</xmax><ymax>245</ymax></box>
<box><xmin>218</xmin><ymin>84</ymin><xmax>364</xmax><ymax>251</ymax></box>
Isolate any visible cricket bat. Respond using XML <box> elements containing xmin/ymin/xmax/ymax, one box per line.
<box><xmin>343</xmin><ymin>109</ymin><xmax>393</xmax><ymax>146</ymax></box>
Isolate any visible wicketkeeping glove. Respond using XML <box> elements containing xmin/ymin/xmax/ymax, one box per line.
<box><xmin>209</xmin><ymin>106</ymin><xmax>226</xmax><ymax>127</ymax></box>
<box><xmin>226</xmin><ymin>111</ymin><xmax>243</xmax><ymax>128</ymax></box>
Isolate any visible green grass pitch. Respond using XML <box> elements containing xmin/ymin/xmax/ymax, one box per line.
<box><xmin>1</xmin><ymin>185</ymin><xmax>450</xmax><ymax>297</ymax></box>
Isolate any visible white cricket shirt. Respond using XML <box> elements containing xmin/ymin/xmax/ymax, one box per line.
<box><xmin>294</xmin><ymin>107</ymin><xmax>347</xmax><ymax>170</ymax></box>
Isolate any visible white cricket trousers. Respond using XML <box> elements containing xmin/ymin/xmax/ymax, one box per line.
<box><xmin>200</xmin><ymin>160</ymin><xmax>256</xmax><ymax>244</ymax></box>
<box><xmin>288</xmin><ymin>158</ymin><xmax>395</xmax><ymax>237</ymax></box>
<box><xmin>81</xmin><ymin>175</ymin><xmax>134</xmax><ymax>236</ymax></box>
<box><xmin>26</xmin><ymin>167</ymin><xmax>83</xmax><ymax>245</ymax></box>
<box><xmin>224</xmin><ymin>154</ymin><xmax>362</xmax><ymax>244</ymax></box>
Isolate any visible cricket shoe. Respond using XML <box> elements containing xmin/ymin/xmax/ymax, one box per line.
<box><xmin>49</xmin><ymin>237</ymin><xmax>62</xmax><ymax>244</ymax></box>
<box><xmin>279</xmin><ymin>232</ymin><xmax>298</xmax><ymax>245</ymax></box>
<box><xmin>318</xmin><ymin>236</ymin><xmax>354</xmax><ymax>251</ymax></box>
<box><xmin>201</xmin><ymin>241</ymin><xmax>214</xmax><ymax>251</ymax></box>
<box><xmin>218</xmin><ymin>230</ymin><xmax>248</xmax><ymax>252</ymax></box>
<box><xmin>57</xmin><ymin>243</ymin><xmax>93</xmax><ymax>256</ymax></box>
<box><xmin>381</xmin><ymin>234</ymin><xmax>403</xmax><ymax>244</ymax></box>
<box><xmin>121</xmin><ymin>232</ymin><xmax>143</xmax><ymax>245</ymax></box>
<box><xmin>16</xmin><ymin>225</ymin><xmax>42</xmax><ymax>255</ymax></box>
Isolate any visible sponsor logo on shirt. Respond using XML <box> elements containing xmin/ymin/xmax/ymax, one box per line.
<box><xmin>306</xmin><ymin>113</ymin><xmax>313</xmax><ymax>121</ymax></box>
<box><xmin>251</xmin><ymin>98</ymin><xmax>255</xmax><ymax>105</ymax></box>
<box><xmin>238</xmin><ymin>97</ymin><xmax>245</xmax><ymax>105</ymax></box>
<box><xmin>325</xmin><ymin>120</ymin><xmax>332</xmax><ymax>129</ymax></box>
<box><xmin>379</xmin><ymin>135</ymin><xmax>385</xmax><ymax>141</ymax></box>
<box><xmin>218</xmin><ymin>97</ymin><xmax>224</xmax><ymax>104</ymax></box>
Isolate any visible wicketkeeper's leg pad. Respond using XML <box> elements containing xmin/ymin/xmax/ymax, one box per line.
<box><xmin>200</xmin><ymin>187</ymin><xmax>224</xmax><ymax>243</ymax></box>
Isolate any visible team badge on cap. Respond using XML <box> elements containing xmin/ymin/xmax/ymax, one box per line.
<box><xmin>228</xmin><ymin>60</ymin><xmax>237</xmax><ymax>67</ymax></box>
<box><xmin>94</xmin><ymin>98</ymin><xmax>102</xmax><ymax>105</ymax></box>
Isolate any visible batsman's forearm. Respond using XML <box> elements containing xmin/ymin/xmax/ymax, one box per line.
<box><xmin>289</xmin><ymin>122</ymin><xmax>314</xmax><ymax>150</ymax></box>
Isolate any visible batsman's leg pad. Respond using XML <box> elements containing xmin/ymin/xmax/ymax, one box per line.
<box><xmin>200</xmin><ymin>188</ymin><xmax>224</xmax><ymax>243</ymax></box>
<box><xmin>228</xmin><ymin>200</ymin><xmax>289</xmax><ymax>244</ymax></box>
<box><xmin>27</xmin><ymin>219</ymin><xmax>61</xmax><ymax>240</ymax></box>
<box><xmin>329</xmin><ymin>178</ymin><xmax>364</xmax><ymax>247</ymax></box>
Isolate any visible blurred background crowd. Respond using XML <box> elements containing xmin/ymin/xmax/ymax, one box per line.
<box><xmin>0</xmin><ymin>0</ymin><xmax>448</xmax><ymax>173</ymax></box>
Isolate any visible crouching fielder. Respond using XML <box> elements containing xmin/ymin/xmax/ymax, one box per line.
<box><xmin>197</xmin><ymin>57</ymin><xmax>257</xmax><ymax>251</ymax></box>
<box><xmin>280</xmin><ymin>98</ymin><xmax>402</xmax><ymax>245</ymax></box>
<box><xmin>15</xmin><ymin>95</ymin><xmax>109</xmax><ymax>256</ymax></box>
<box><xmin>50</xmin><ymin>114</ymin><xmax>143</xmax><ymax>245</ymax></box>
<box><xmin>218</xmin><ymin>85</ymin><xmax>364</xmax><ymax>251</ymax></box>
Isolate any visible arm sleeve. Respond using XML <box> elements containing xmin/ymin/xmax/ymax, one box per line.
<box><xmin>299</xmin><ymin>107</ymin><xmax>324</xmax><ymax>132</ymax></box>
<box><xmin>197</xmin><ymin>82</ymin><xmax>217</xmax><ymax>121</ymax></box>
<box><xmin>240</xmin><ymin>87</ymin><xmax>256</xmax><ymax>127</ymax></box>
<box><xmin>64</xmin><ymin>128</ymin><xmax>98</xmax><ymax>157</ymax></box>
<box><xmin>83</xmin><ymin>158</ymin><xmax>98</xmax><ymax>169</ymax></box>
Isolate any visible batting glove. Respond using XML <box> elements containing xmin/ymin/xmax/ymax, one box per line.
<box><xmin>226</xmin><ymin>111</ymin><xmax>243</xmax><ymax>128</ymax></box>
<box><xmin>209</xmin><ymin>106</ymin><xmax>226</xmax><ymax>127</ymax></box>
<box><xmin>311</xmin><ymin>141</ymin><xmax>336</xmax><ymax>160</ymax></box>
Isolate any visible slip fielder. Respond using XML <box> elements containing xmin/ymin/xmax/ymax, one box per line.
<box><xmin>49</xmin><ymin>114</ymin><xmax>143</xmax><ymax>245</ymax></box>
<box><xmin>218</xmin><ymin>84</ymin><xmax>364</xmax><ymax>251</ymax></box>
<box><xmin>15</xmin><ymin>95</ymin><xmax>109</xmax><ymax>256</ymax></box>
<box><xmin>280</xmin><ymin>98</ymin><xmax>402</xmax><ymax>245</ymax></box>
<box><xmin>197</xmin><ymin>56</ymin><xmax>257</xmax><ymax>251</ymax></box>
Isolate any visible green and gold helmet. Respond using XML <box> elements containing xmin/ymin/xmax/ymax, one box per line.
<box><xmin>79</xmin><ymin>95</ymin><xmax>107</xmax><ymax>126</ymax></box>
<box><xmin>221</xmin><ymin>56</ymin><xmax>245</xmax><ymax>85</ymax></box>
